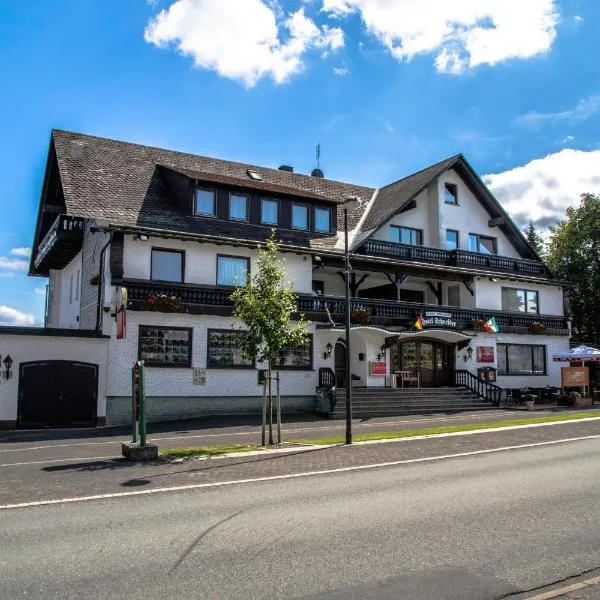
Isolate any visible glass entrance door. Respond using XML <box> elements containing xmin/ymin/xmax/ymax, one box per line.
<box><xmin>391</xmin><ymin>341</ymin><xmax>455</xmax><ymax>387</ymax></box>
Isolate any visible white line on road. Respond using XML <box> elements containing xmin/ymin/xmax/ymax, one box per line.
<box><xmin>1</xmin><ymin>433</ymin><xmax>599</xmax><ymax>511</ymax></box>
<box><xmin>0</xmin><ymin>412</ymin><xmax>518</xmax><ymax>453</ymax></box>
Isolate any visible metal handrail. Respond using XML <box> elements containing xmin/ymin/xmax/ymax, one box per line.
<box><xmin>455</xmin><ymin>369</ymin><xmax>503</xmax><ymax>405</ymax></box>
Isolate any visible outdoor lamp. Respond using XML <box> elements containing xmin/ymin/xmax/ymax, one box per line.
<box><xmin>323</xmin><ymin>343</ymin><xmax>333</xmax><ymax>359</ymax></box>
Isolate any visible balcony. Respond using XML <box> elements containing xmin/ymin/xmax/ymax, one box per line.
<box><xmin>359</xmin><ymin>240</ymin><xmax>549</xmax><ymax>277</ymax></box>
<box><xmin>124</xmin><ymin>279</ymin><xmax>569</xmax><ymax>336</ymax></box>
<box><xmin>33</xmin><ymin>215</ymin><xmax>86</xmax><ymax>275</ymax></box>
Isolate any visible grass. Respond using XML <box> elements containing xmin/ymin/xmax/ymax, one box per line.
<box><xmin>158</xmin><ymin>411</ymin><xmax>600</xmax><ymax>457</ymax></box>
<box><xmin>159</xmin><ymin>444</ymin><xmax>258</xmax><ymax>458</ymax></box>
<box><xmin>292</xmin><ymin>411</ymin><xmax>600</xmax><ymax>446</ymax></box>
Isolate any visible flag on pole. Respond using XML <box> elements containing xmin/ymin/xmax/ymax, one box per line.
<box><xmin>483</xmin><ymin>317</ymin><xmax>499</xmax><ymax>333</ymax></box>
<box><xmin>415</xmin><ymin>314</ymin><xmax>424</xmax><ymax>330</ymax></box>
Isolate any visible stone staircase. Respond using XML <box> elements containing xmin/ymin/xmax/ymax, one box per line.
<box><xmin>329</xmin><ymin>386</ymin><xmax>495</xmax><ymax>419</ymax></box>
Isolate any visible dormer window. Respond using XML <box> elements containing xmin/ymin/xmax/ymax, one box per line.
<box><xmin>292</xmin><ymin>204</ymin><xmax>308</xmax><ymax>230</ymax></box>
<box><xmin>314</xmin><ymin>207</ymin><xmax>331</xmax><ymax>233</ymax></box>
<box><xmin>195</xmin><ymin>188</ymin><xmax>215</xmax><ymax>216</ymax></box>
<box><xmin>444</xmin><ymin>183</ymin><xmax>458</xmax><ymax>205</ymax></box>
<box><xmin>261</xmin><ymin>199</ymin><xmax>278</xmax><ymax>225</ymax></box>
<box><xmin>229</xmin><ymin>193</ymin><xmax>248</xmax><ymax>221</ymax></box>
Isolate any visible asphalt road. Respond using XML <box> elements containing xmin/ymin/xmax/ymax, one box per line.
<box><xmin>3</xmin><ymin>432</ymin><xmax>600</xmax><ymax>599</ymax></box>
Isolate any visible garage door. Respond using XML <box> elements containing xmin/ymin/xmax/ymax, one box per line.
<box><xmin>18</xmin><ymin>361</ymin><xmax>98</xmax><ymax>428</ymax></box>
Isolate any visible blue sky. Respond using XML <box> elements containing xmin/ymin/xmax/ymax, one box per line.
<box><xmin>1</xmin><ymin>0</ymin><xmax>599</xmax><ymax>325</ymax></box>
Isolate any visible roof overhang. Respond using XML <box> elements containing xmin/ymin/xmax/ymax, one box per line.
<box><xmin>317</xmin><ymin>326</ymin><xmax>474</xmax><ymax>345</ymax></box>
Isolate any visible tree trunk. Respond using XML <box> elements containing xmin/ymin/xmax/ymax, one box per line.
<box><xmin>267</xmin><ymin>362</ymin><xmax>274</xmax><ymax>445</ymax></box>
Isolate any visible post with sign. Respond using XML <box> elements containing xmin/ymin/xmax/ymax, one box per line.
<box><xmin>122</xmin><ymin>360</ymin><xmax>157</xmax><ymax>460</ymax></box>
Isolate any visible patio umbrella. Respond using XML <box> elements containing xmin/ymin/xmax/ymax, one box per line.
<box><xmin>552</xmin><ymin>345</ymin><xmax>600</xmax><ymax>363</ymax></box>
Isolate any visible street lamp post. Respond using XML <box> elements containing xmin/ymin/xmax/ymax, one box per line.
<box><xmin>342</xmin><ymin>196</ymin><xmax>361</xmax><ymax>445</ymax></box>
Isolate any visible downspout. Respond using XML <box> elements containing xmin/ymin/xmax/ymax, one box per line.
<box><xmin>95</xmin><ymin>231</ymin><xmax>114</xmax><ymax>333</ymax></box>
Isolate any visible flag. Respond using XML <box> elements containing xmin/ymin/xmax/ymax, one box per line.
<box><xmin>483</xmin><ymin>317</ymin><xmax>499</xmax><ymax>333</ymax></box>
<box><xmin>415</xmin><ymin>314</ymin><xmax>423</xmax><ymax>330</ymax></box>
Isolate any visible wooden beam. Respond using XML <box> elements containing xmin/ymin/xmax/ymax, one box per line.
<box><xmin>488</xmin><ymin>216</ymin><xmax>506</xmax><ymax>227</ymax></box>
<box><xmin>463</xmin><ymin>281</ymin><xmax>474</xmax><ymax>296</ymax></box>
<box><xmin>426</xmin><ymin>281</ymin><xmax>443</xmax><ymax>305</ymax></box>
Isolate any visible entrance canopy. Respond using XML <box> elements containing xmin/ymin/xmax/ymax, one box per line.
<box><xmin>319</xmin><ymin>326</ymin><xmax>473</xmax><ymax>346</ymax></box>
<box><xmin>553</xmin><ymin>345</ymin><xmax>600</xmax><ymax>363</ymax></box>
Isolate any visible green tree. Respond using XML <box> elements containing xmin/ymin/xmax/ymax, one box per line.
<box><xmin>230</xmin><ymin>233</ymin><xmax>309</xmax><ymax>445</ymax></box>
<box><xmin>525</xmin><ymin>220</ymin><xmax>545</xmax><ymax>257</ymax></box>
<box><xmin>546</xmin><ymin>193</ymin><xmax>600</xmax><ymax>346</ymax></box>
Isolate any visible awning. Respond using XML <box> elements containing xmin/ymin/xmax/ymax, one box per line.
<box><xmin>553</xmin><ymin>345</ymin><xmax>600</xmax><ymax>363</ymax></box>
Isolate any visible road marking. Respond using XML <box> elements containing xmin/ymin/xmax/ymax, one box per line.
<box><xmin>0</xmin><ymin>456</ymin><xmax>117</xmax><ymax>468</ymax></box>
<box><xmin>0</xmin><ymin>411</ymin><xmax>543</xmax><ymax>453</ymax></box>
<box><xmin>526</xmin><ymin>574</ymin><xmax>600</xmax><ymax>599</ymax></box>
<box><xmin>1</xmin><ymin>433</ymin><xmax>599</xmax><ymax>511</ymax></box>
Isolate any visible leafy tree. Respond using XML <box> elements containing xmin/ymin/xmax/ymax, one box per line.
<box><xmin>230</xmin><ymin>233</ymin><xmax>309</xmax><ymax>445</ymax></box>
<box><xmin>546</xmin><ymin>193</ymin><xmax>600</xmax><ymax>346</ymax></box>
<box><xmin>525</xmin><ymin>221</ymin><xmax>545</xmax><ymax>257</ymax></box>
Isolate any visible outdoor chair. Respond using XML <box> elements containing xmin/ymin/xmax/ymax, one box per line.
<box><xmin>397</xmin><ymin>370</ymin><xmax>420</xmax><ymax>388</ymax></box>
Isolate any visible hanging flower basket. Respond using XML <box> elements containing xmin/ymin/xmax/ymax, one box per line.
<box><xmin>88</xmin><ymin>273</ymin><xmax>100</xmax><ymax>286</ymax></box>
<box><xmin>351</xmin><ymin>308</ymin><xmax>372</xmax><ymax>325</ymax></box>
<box><xmin>529</xmin><ymin>322</ymin><xmax>546</xmax><ymax>334</ymax></box>
<box><xmin>145</xmin><ymin>294</ymin><xmax>182</xmax><ymax>313</ymax></box>
<box><xmin>471</xmin><ymin>319</ymin><xmax>486</xmax><ymax>331</ymax></box>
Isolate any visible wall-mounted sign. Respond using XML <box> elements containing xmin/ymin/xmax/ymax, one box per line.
<box><xmin>193</xmin><ymin>368</ymin><xmax>206</xmax><ymax>386</ymax></box>
<box><xmin>561</xmin><ymin>367</ymin><xmax>589</xmax><ymax>388</ymax></box>
<box><xmin>422</xmin><ymin>312</ymin><xmax>457</xmax><ymax>329</ymax></box>
<box><xmin>477</xmin><ymin>346</ymin><xmax>495</xmax><ymax>363</ymax></box>
<box><xmin>369</xmin><ymin>361</ymin><xmax>386</xmax><ymax>376</ymax></box>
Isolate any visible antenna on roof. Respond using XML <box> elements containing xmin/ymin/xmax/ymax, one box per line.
<box><xmin>311</xmin><ymin>143</ymin><xmax>324</xmax><ymax>178</ymax></box>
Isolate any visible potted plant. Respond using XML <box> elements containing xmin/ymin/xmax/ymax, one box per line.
<box><xmin>88</xmin><ymin>273</ymin><xmax>100</xmax><ymax>286</ymax></box>
<box><xmin>523</xmin><ymin>393</ymin><xmax>537</xmax><ymax>410</ymax></box>
<box><xmin>351</xmin><ymin>308</ymin><xmax>371</xmax><ymax>325</ymax></box>
<box><xmin>471</xmin><ymin>319</ymin><xmax>486</xmax><ymax>331</ymax></box>
<box><xmin>529</xmin><ymin>322</ymin><xmax>546</xmax><ymax>334</ymax></box>
<box><xmin>145</xmin><ymin>294</ymin><xmax>182</xmax><ymax>313</ymax></box>
<box><xmin>566</xmin><ymin>390</ymin><xmax>581</xmax><ymax>407</ymax></box>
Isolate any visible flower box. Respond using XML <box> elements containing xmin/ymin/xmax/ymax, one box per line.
<box><xmin>145</xmin><ymin>294</ymin><xmax>182</xmax><ymax>313</ymax></box>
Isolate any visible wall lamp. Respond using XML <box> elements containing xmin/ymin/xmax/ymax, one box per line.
<box><xmin>376</xmin><ymin>344</ymin><xmax>386</xmax><ymax>361</ymax></box>
<box><xmin>323</xmin><ymin>342</ymin><xmax>333</xmax><ymax>360</ymax></box>
<box><xmin>137</xmin><ymin>233</ymin><xmax>149</xmax><ymax>241</ymax></box>
<box><xmin>488</xmin><ymin>277</ymin><xmax>498</xmax><ymax>283</ymax></box>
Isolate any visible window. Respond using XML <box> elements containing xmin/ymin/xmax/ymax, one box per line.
<box><xmin>229</xmin><ymin>194</ymin><xmax>248</xmax><ymax>221</ymax></box>
<box><xmin>469</xmin><ymin>233</ymin><xmax>497</xmax><ymax>255</ymax></box>
<box><xmin>448</xmin><ymin>285</ymin><xmax>460</xmax><ymax>306</ymax></box>
<box><xmin>292</xmin><ymin>204</ymin><xmax>308</xmax><ymax>230</ymax></box>
<box><xmin>261</xmin><ymin>199</ymin><xmax>278</xmax><ymax>225</ymax></box>
<box><xmin>247</xmin><ymin>169</ymin><xmax>262</xmax><ymax>181</ymax></box>
<box><xmin>400</xmin><ymin>289</ymin><xmax>424</xmax><ymax>303</ymax></box>
<box><xmin>139</xmin><ymin>326</ymin><xmax>192</xmax><ymax>367</ymax></box>
<box><xmin>75</xmin><ymin>269</ymin><xmax>80</xmax><ymax>301</ymax></box>
<box><xmin>217</xmin><ymin>255</ymin><xmax>249</xmax><ymax>287</ymax></box>
<box><xmin>151</xmin><ymin>249</ymin><xmax>184</xmax><ymax>283</ymax></box>
<box><xmin>391</xmin><ymin>226</ymin><xmax>423</xmax><ymax>246</ymax></box>
<box><xmin>502</xmin><ymin>288</ymin><xmax>539</xmax><ymax>314</ymax></box>
<box><xmin>446</xmin><ymin>229</ymin><xmax>459</xmax><ymax>250</ymax></box>
<box><xmin>274</xmin><ymin>335</ymin><xmax>313</xmax><ymax>370</ymax></box>
<box><xmin>195</xmin><ymin>188</ymin><xmax>215</xmax><ymax>216</ymax></box>
<box><xmin>497</xmin><ymin>344</ymin><xmax>546</xmax><ymax>376</ymax></box>
<box><xmin>312</xmin><ymin>280</ymin><xmax>324</xmax><ymax>295</ymax></box>
<box><xmin>207</xmin><ymin>329</ymin><xmax>254</xmax><ymax>368</ymax></box>
<box><xmin>314</xmin><ymin>207</ymin><xmax>331</xmax><ymax>233</ymax></box>
<box><xmin>444</xmin><ymin>183</ymin><xmax>458</xmax><ymax>204</ymax></box>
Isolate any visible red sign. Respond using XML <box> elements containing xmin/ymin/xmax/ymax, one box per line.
<box><xmin>477</xmin><ymin>346</ymin><xmax>494</xmax><ymax>363</ymax></box>
<box><xmin>369</xmin><ymin>361</ymin><xmax>387</xmax><ymax>376</ymax></box>
<box><xmin>117</xmin><ymin>310</ymin><xmax>126</xmax><ymax>340</ymax></box>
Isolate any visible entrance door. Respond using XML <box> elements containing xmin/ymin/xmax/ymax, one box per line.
<box><xmin>18</xmin><ymin>361</ymin><xmax>98</xmax><ymax>428</ymax></box>
<box><xmin>392</xmin><ymin>342</ymin><xmax>455</xmax><ymax>387</ymax></box>
<box><xmin>334</xmin><ymin>342</ymin><xmax>347</xmax><ymax>388</ymax></box>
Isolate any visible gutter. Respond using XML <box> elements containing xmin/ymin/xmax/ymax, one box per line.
<box><xmin>92</xmin><ymin>229</ymin><xmax>113</xmax><ymax>333</ymax></box>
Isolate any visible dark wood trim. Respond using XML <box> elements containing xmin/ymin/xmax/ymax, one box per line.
<box><xmin>463</xmin><ymin>281</ymin><xmax>474</xmax><ymax>296</ymax></box>
<box><xmin>0</xmin><ymin>326</ymin><xmax>108</xmax><ymax>338</ymax></box>
<box><xmin>109</xmin><ymin>232</ymin><xmax>124</xmax><ymax>281</ymax></box>
<box><xmin>150</xmin><ymin>247</ymin><xmax>185</xmax><ymax>283</ymax></box>
<box><xmin>138</xmin><ymin>325</ymin><xmax>193</xmax><ymax>368</ymax></box>
<box><xmin>206</xmin><ymin>328</ymin><xmax>256</xmax><ymax>369</ymax></box>
<box><xmin>216</xmin><ymin>254</ymin><xmax>250</xmax><ymax>286</ymax></box>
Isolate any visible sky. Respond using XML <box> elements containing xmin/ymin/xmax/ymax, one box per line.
<box><xmin>1</xmin><ymin>0</ymin><xmax>599</xmax><ymax>326</ymax></box>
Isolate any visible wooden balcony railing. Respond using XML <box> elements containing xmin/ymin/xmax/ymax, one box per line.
<box><xmin>124</xmin><ymin>280</ymin><xmax>569</xmax><ymax>334</ymax></box>
<box><xmin>359</xmin><ymin>240</ymin><xmax>549</xmax><ymax>277</ymax></box>
<box><xmin>34</xmin><ymin>215</ymin><xmax>86</xmax><ymax>272</ymax></box>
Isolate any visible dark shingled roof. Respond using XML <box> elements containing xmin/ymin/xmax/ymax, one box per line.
<box><xmin>51</xmin><ymin>130</ymin><xmax>374</xmax><ymax>251</ymax></box>
<box><xmin>360</xmin><ymin>155</ymin><xmax>460</xmax><ymax>232</ymax></box>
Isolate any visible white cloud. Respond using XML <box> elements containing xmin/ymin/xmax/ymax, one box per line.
<box><xmin>10</xmin><ymin>247</ymin><xmax>31</xmax><ymax>257</ymax></box>
<box><xmin>574</xmin><ymin>15</ymin><xmax>583</xmax><ymax>23</ymax></box>
<box><xmin>516</xmin><ymin>96</ymin><xmax>600</xmax><ymax>128</ymax></box>
<box><xmin>0</xmin><ymin>256</ymin><xmax>28</xmax><ymax>272</ymax></box>
<box><xmin>321</xmin><ymin>0</ymin><xmax>558</xmax><ymax>74</ymax></box>
<box><xmin>484</xmin><ymin>149</ymin><xmax>600</xmax><ymax>232</ymax></box>
<box><xmin>0</xmin><ymin>305</ymin><xmax>35</xmax><ymax>326</ymax></box>
<box><xmin>333</xmin><ymin>64</ymin><xmax>349</xmax><ymax>76</ymax></box>
<box><xmin>34</xmin><ymin>287</ymin><xmax>46</xmax><ymax>296</ymax></box>
<box><xmin>144</xmin><ymin>1</ymin><xmax>344</xmax><ymax>86</ymax></box>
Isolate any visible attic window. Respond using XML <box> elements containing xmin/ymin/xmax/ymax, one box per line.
<box><xmin>247</xmin><ymin>170</ymin><xmax>263</xmax><ymax>181</ymax></box>
<box><xmin>444</xmin><ymin>183</ymin><xmax>458</xmax><ymax>205</ymax></box>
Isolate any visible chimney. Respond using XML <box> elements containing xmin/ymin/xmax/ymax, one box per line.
<box><xmin>311</xmin><ymin>168</ymin><xmax>324</xmax><ymax>178</ymax></box>
<box><xmin>278</xmin><ymin>165</ymin><xmax>294</xmax><ymax>173</ymax></box>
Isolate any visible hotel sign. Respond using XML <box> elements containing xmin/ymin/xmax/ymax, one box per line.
<box><xmin>422</xmin><ymin>311</ymin><xmax>458</xmax><ymax>329</ymax></box>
